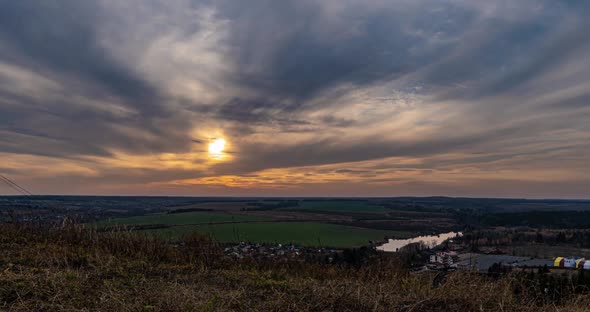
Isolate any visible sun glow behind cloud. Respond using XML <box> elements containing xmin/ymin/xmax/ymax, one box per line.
<box><xmin>208</xmin><ymin>138</ymin><xmax>227</xmax><ymax>160</ymax></box>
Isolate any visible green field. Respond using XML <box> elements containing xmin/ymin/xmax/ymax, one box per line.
<box><xmin>140</xmin><ymin>222</ymin><xmax>410</xmax><ymax>248</ymax></box>
<box><xmin>98</xmin><ymin>211</ymin><xmax>265</xmax><ymax>226</ymax></box>
<box><xmin>97</xmin><ymin>208</ymin><xmax>410</xmax><ymax>248</ymax></box>
<box><xmin>286</xmin><ymin>200</ymin><xmax>390</xmax><ymax>213</ymax></box>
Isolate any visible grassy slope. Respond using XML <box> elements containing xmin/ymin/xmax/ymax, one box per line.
<box><xmin>143</xmin><ymin>222</ymin><xmax>410</xmax><ymax>247</ymax></box>
<box><xmin>1</xmin><ymin>224</ymin><xmax>589</xmax><ymax>311</ymax></box>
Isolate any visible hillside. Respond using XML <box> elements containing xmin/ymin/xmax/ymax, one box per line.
<box><xmin>2</xmin><ymin>224</ymin><xmax>590</xmax><ymax>311</ymax></box>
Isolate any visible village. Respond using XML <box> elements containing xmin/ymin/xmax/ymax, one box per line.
<box><xmin>412</xmin><ymin>241</ymin><xmax>589</xmax><ymax>274</ymax></box>
<box><xmin>222</xmin><ymin>242</ymin><xmax>340</xmax><ymax>263</ymax></box>
<box><xmin>218</xmin><ymin>238</ymin><xmax>577</xmax><ymax>275</ymax></box>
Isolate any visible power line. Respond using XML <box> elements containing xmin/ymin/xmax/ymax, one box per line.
<box><xmin>0</xmin><ymin>177</ymin><xmax>28</xmax><ymax>195</ymax></box>
<box><xmin>0</xmin><ymin>175</ymin><xmax>31</xmax><ymax>195</ymax></box>
<box><xmin>6</xmin><ymin>175</ymin><xmax>33</xmax><ymax>195</ymax></box>
<box><xmin>0</xmin><ymin>174</ymin><xmax>33</xmax><ymax>196</ymax></box>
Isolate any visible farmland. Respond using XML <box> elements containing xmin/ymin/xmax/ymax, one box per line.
<box><xmin>90</xmin><ymin>199</ymin><xmax>423</xmax><ymax>247</ymax></box>
<box><xmin>141</xmin><ymin>222</ymin><xmax>409</xmax><ymax>248</ymax></box>
<box><xmin>99</xmin><ymin>211</ymin><xmax>266</xmax><ymax>227</ymax></box>
<box><xmin>98</xmin><ymin>208</ymin><xmax>411</xmax><ymax>247</ymax></box>
<box><xmin>7</xmin><ymin>196</ymin><xmax>590</xmax><ymax>250</ymax></box>
<box><xmin>284</xmin><ymin>200</ymin><xmax>390</xmax><ymax>213</ymax></box>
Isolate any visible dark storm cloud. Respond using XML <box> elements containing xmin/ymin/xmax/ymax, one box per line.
<box><xmin>0</xmin><ymin>0</ymin><xmax>198</xmax><ymax>158</ymax></box>
<box><xmin>0</xmin><ymin>87</ymin><xmax>194</xmax><ymax>158</ymax></box>
<box><xmin>209</xmin><ymin>0</ymin><xmax>590</xmax><ymax>126</ymax></box>
<box><xmin>438</xmin><ymin>18</ymin><xmax>590</xmax><ymax>101</ymax></box>
<box><xmin>0</xmin><ymin>1</ymin><xmax>161</xmax><ymax>113</ymax></box>
<box><xmin>205</xmin><ymin>0</ymin><xmax>590</xmax><ymax>178</ymax></box>
<box><xmin>214</xmin><ymin>0</ymin><xmax>472</xmax><ymax>105</ymax></box>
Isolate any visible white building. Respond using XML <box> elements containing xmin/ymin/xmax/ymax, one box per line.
<box><xmin>429</xmin><ymin>252</ymin><xmax>457</xmax><ymax>267</ymax></box>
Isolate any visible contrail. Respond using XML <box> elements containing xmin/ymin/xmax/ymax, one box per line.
<box><xmin>0</xmin><ymin>174</ymin><xmax>33</xmax><ymax>196</ymax></box>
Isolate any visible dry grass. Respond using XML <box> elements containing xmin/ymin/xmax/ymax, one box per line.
<box><xmin>1</xmin><ymin>223</ymin><xmax>590</xmax><ymax>311</ymax></box>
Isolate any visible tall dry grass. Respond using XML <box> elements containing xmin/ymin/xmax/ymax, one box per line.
<box><xmin>1</xmin><ymin>223</ymin><xmax>590</xmax><ymax>311</ymax></box>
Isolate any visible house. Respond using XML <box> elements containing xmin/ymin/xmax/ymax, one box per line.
<box><xmin>429</xmin><ymin>251</ymin><xmax>458</xmax><ymax>268</ymax></box>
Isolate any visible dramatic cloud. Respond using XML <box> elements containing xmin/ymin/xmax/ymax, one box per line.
<box><xmin>0</xmin><ymin>0</ymin><xmax>589</xmax><ymax>197</ymax></box>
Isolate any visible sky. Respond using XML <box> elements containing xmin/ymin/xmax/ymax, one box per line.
<box><xmin>0</xmin><ymin>0</ymin><xmax>589</xmax><ymax>198</ymax></box>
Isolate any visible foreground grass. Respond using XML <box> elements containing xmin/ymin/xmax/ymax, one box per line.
<box><xmin>1</xmin><ymin>224</ymin><xmax>590</xmax><ymax>311</ymax></box>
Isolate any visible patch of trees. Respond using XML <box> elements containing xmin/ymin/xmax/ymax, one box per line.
<box><xmin>98</xmin><ymin>224</ymin><xmax>171</xmax><ymax>232</ymax></box>
<box><xmin>458</xmin><ymin>229</ymin><xmax>590</xmax><ymax>249</ymax></box>
<box><xmin>479</xmin><ymin>211</ymin><xmax>590</xmax><ymax>228</ymax></box>
<box><xmin>240</xmin><ymin>200</ymin><xmax>300</xmax><ymax>211</ymax></box>
<box><xmin>167</xmin><ymin>208</ymin><xmax>214</xmax><ymax>214</ymax></box>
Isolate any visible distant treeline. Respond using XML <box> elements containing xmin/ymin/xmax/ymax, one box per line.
<box><xmin>98</xmin><ymin>223</ymin><xmax>171</xmax><ymax>232</ymax></box>
<box><xmin>459</xmin><ymin>229</ymin><xmax>590</xmax><ymax>249</ymax></box>
<box><xmin>479</xmin><ymin>211</ymin><xmax>590</xmax><ymax>228</ymax></box>
<box><xmin>241</xmin><ymin>200</ymin><xmax>300</xmax><ymax>211</ymax></box>
<box><xmin>168</xmin><ymin>208</ymin><xmax>214</xmax><ymax>214</ymax></box>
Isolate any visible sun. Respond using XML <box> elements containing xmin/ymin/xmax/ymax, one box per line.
<box><xmin>208</xmin><ymin>138</ymin><xmax>226</xmax><ymax>156</ymax></box>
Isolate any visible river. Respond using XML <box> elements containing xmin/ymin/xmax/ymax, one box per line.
<box><xmin>376</xmin><ymin>231</ymin><xmax>462</xmax><ymax>252</ymax></box>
